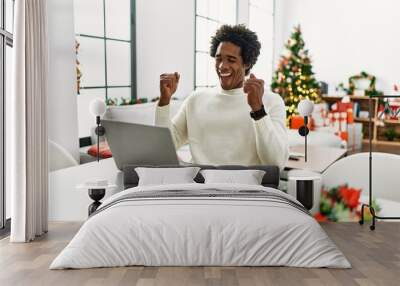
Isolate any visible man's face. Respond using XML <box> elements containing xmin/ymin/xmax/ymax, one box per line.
<box><xmin>215</xmin><ymin>41</ymin><xmax>248</xmax><ymax>90</ymax></box>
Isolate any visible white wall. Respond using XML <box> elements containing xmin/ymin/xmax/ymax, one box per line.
<box><xmin>274</xmin><ymin>0</ymin><xmax>400</xmax><ymax>93</ymax></box>
<box><xmin>47</xmin><ymin>0</ymin><xmax>80</xmax><ymax>161</ymax></box>
<box><xmin>237</xmin><ymin>0</ymin><xmax>249</xmax><ymax>24</ymax></box>
<box><xmin>136</xmin><ymin>0</ymin><xmax>195</xmax><ymax>100</ymax></box>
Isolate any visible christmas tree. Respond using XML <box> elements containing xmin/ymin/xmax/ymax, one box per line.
<box><xmin>271</xmin><ymin>25</ymin><xmax>321</xmax><ymax>125</ymax></box>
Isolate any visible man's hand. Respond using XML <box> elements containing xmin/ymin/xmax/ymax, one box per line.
<box><xmin>159</xmin><ymin>72</ymin><xmax>180</xmax><ymax>106</ymax></box>
<box><xmin>243</xmin><ymin>73</ymin><xmax>264</xmax><ymax>111</ymax></box>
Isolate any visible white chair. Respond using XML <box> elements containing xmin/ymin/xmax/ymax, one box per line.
<box><xmin>49</xmin><ymin>140</ymin><xmax>79</xmax><ymax>172</ymax></box>
<box><xmin>322</xmin><ymin>152</ymin><xmax>400</xmax><ymax>217</ymax></box>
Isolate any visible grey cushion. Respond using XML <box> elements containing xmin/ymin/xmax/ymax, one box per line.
<box><xmin>122</xmin><ymin>164</ymin><xmax>280</xmax><ymax>190</ymax></box>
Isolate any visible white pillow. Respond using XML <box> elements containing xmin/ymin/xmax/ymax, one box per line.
<box><xmin>200</xmin><ymin>169</ymin><xmax>266</xmax><ymax>185</ymax></box>
<box><xmin>135</xmin><ymin>167</ymin><xmax>201</xmax><ymax>186</ymax></box>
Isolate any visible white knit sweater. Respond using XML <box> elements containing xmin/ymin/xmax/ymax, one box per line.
<box><xmin>155</xmin><ymin>87</ymin><xmax>289</xmax><ymax>170</ymax></box>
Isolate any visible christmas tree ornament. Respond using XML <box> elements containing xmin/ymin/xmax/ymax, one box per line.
<box><xmin>271</xmin><ymin>25</ymin><xmax>321</xmax><ymax>126</ymax></box>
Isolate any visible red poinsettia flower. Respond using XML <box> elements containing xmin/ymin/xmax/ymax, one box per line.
<box><xmin>314</xmin><ymin>212</ymin><xmax>328</xmax><ymax>222</ymax></box>
<box><xmin>339</xmin><ymin>186</ymin><xmax>361</xmax><ymax>209</ymax></box>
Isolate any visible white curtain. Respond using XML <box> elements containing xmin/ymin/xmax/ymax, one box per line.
<box><xmin>9</xmin><ymin>0</ymin><xmax>49</xmax><ymax>242</ymax></box>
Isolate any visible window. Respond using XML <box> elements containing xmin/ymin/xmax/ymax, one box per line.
<box><xmin>74</xmin><ymin>0</ymin><xmax>136</xmax><ymax>139</ymax></box>
<box><xmin>0</xmin><ymin>0</ymin><xmax>14</xmax><ymax>232</ymax></box>
<box><xmin>249</xmin><ymin>0</ymin><xmax>275</xmax><ymax>87</ymax></box>
<box><xmin>195</xmin><ymin>0</ymin><xmax>237</xmax><ymax>89</ymax></box>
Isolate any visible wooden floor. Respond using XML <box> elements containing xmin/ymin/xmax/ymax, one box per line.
<box><xmin>1</xmin><ymin>222</ymin><xmax>400</xmax><ymax>286</ymax></box>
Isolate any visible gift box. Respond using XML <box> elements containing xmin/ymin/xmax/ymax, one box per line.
<box><xmin>336</xmin><ymin>102</ymin><xmax>353</xmax><ymax>113</ymax></box>
<box><xmin>331</xmin><ymin>101</ymin><xmax>354</xmax><ymax>123</ymax></box>
<box><xmin>312</xmin><ymin>103</ymin><xmax>329</xmax><ymax>128</ymax></box>
<box><xmin>290</xmin><ymin>115</ymin><xmax>314</xmax><ymax>130</ymax></box>
<box><xmin>346</xmin><ymin>123</ymin><xmax>363</xmax><ymax>151</ymax></box>
<box><xmin>328</xmin><ymin>111</ymin><xmax>348</xmax><ymax>134</ymax></box>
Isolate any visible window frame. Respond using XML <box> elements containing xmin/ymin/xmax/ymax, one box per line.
<box><xmin>248</xmin><ymin>0</ymin><xmax>275</xmax><ymax>87</ymax></box>
<box><xmin>76</xmin><ymin>0</ymin><xmax>136</xmax><ymax>146</ymax></box>
<box><xmin>76</xmin><ymin>0</ymin><xmax>136</xmax><ymax>101</ymax></box>
<box><xmin>194</xmin><ymin>0</ymin><xmax>238</xmax><ymax>90</ymax></box>
<box><xmin>194</xmin><ymin>0</ymin><xmax>276</xmax><ymax>90</ymax></box>
<box><xmin>0</xmin><ymin>0</ymin><xmax>14</xmax><ymax>233</ymax></box>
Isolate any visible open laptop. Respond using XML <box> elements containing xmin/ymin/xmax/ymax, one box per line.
<box><xmin>101</xmin><ymin>120</ymin><xmax>180</xmax><ymax>170</ymax></box>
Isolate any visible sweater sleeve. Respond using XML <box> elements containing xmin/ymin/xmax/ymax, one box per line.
<box><xmin>253</xmin><ymin>94</ymin><xmax>289</xmax><ymax>170</ymax></box>
<box><xmin>154</xmin><ymin>98</ymin><xmax>190</xmax><ymax>150</ymax></box>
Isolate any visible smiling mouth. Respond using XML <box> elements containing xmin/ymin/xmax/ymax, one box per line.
<box><xmin>219</xmin><ymin>72</ymin><xmax>232</xmax><ymax>78</ymax></box>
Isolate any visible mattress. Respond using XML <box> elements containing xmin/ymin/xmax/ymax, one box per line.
<box><xmin>50</xmin><ymin>183</ymin><xmax>351</xmax><ymax>269</ymax></box>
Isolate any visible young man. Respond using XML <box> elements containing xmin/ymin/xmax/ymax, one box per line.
<box><xmin>155</xmin><ymin>24</ymin><xmax>288</xmax><ymax>170</ymax></box>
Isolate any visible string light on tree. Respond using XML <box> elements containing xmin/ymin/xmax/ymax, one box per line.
<box><xmin>271</xmin><ymin>25</ymin><xmax>321</xmax><ymax>125</ymax></box>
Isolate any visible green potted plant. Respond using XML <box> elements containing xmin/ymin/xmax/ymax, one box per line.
<box><xmin>384</xmin><ymin>127</ymin><xmax>397</xmax><ymax>141</ymax></box>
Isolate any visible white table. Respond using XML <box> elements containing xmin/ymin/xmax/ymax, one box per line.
<box><xmin>287</xmin><ymin>170</ymin><xmax>322</xmax><ymax>214</ymax></box>
<box><xmin>282</xmin><ymin>146</ymin><xmax>346</xmax><ymax>214</ymax></box>
<box><xmin>286</xmin><ymin>145</ymin><xmax>347</xmax><ymax>173</ymax></box>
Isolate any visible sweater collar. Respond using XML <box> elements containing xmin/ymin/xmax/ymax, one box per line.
<box><xmin>217</xmin><ymin>86</ymin><xmax>244</xmax><ymax>96</ymax></box>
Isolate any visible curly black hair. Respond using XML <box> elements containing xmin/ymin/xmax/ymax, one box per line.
<box><xmin>210</xmin><ymin>24</ymin><xmax>261</xmax><ymax>75</ymax></box>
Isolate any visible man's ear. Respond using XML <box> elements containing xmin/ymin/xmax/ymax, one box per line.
<box><xmin>244</xmin><ymin>63</ymin><xmax>251</xmax><ymax>74</ymax></box>
<box><xmin>244</xmin><ymin>63</ymin><xmax>251</xmax><ymax>70</ymax></box>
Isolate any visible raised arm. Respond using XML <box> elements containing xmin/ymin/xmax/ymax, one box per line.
<box><xmin>244</xmin><ymin>74</ymin><xmax>288</xmax><ymax>170</ymax></box>
<box><xmin>154</xmin><ymin>72</ymin><xmax>188</xmax><ymax>149</ymax></box>
<box><xmin>253</xmin><ymin>95</ymin><xmax>289</xmax><ymax>170</ymax></box>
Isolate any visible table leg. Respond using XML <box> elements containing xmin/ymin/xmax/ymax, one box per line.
<box><xmin>88</xmin><ymin>188</ymin><xmax>106</xmax><ymax>216</ymax></box>
<box><xmin>296</xmin><ymin>180</ymin><xmax>314</xmax><ymax>210</ymax></box>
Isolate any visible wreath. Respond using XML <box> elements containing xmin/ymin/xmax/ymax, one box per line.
<box><xmin>347</xmin><ymin>71</ymin><xmax>383</xmax><ymax>96</ymax></box>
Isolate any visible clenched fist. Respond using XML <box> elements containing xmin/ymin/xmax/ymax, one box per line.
<box><xmin>159</xmin><ymin>72</ymin><xmax>180</xmax><ymax>106</ymax></box>
<box><xmin>243</xmin><ymin>73</ymin><xmax>264</xmax><ymax>111</ymax></box>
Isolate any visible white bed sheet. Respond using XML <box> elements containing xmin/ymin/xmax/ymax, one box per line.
<box><xmin>50</xmin><ymin>183</ymin><xmax>350</xmax><ymax>269</ymax></box>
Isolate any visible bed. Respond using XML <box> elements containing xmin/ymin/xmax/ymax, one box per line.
<box><xmin>50</xmin><ymin>165</ymin><xmax>350</xmax><ymax>269</ymax></box>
